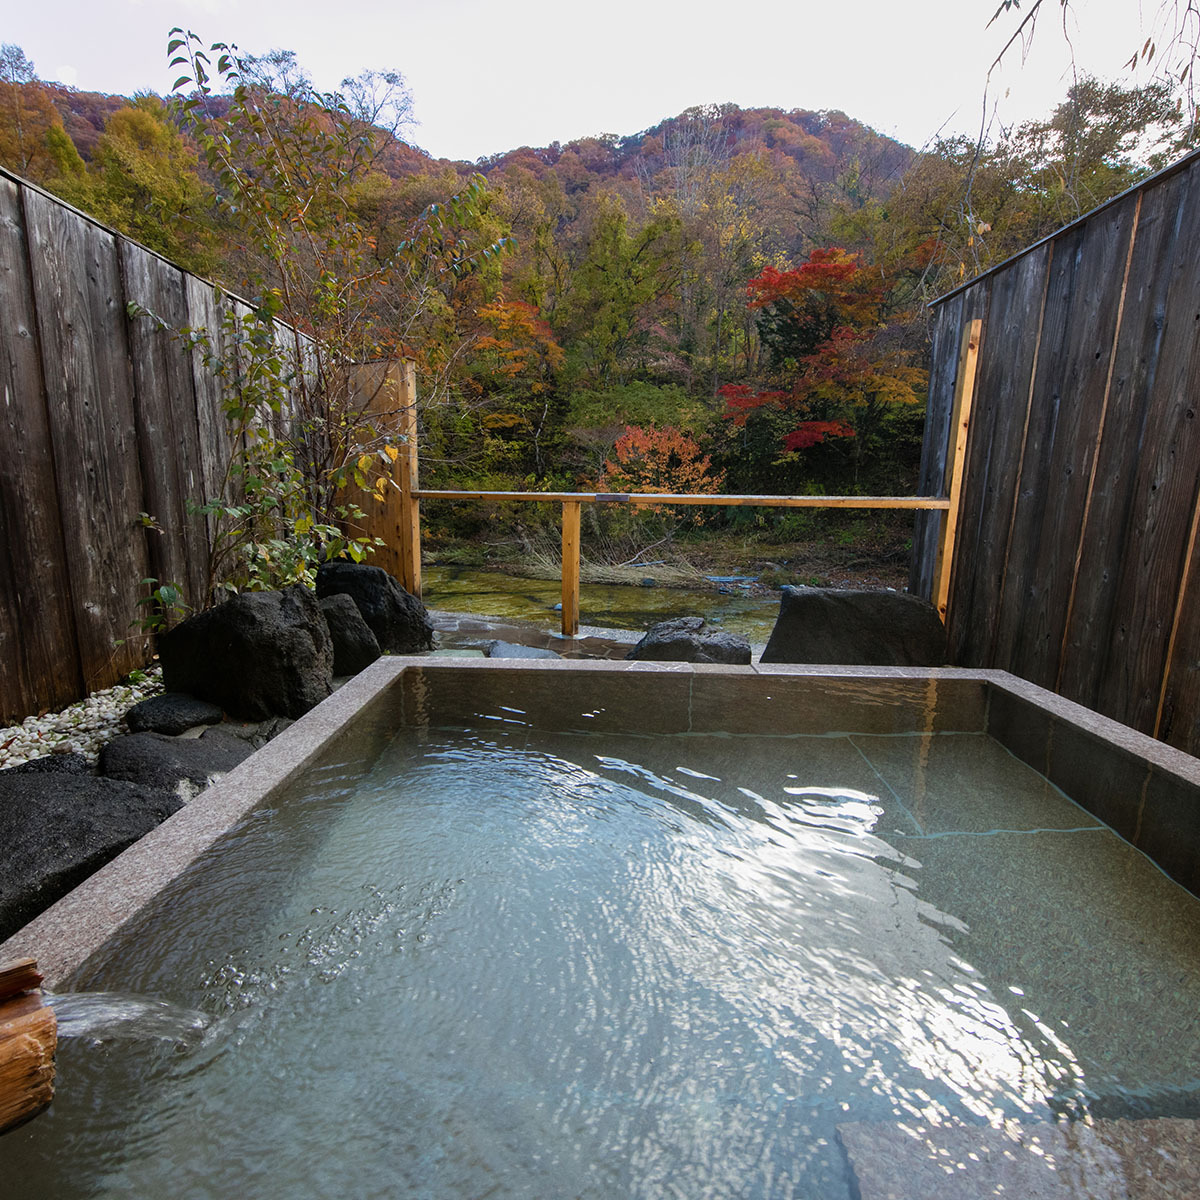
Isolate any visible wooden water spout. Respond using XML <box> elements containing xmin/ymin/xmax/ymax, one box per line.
<box><xmin>0</xmin><ymin>958</ymin><xmax>56</xmax><ymax>1134</ymax></box>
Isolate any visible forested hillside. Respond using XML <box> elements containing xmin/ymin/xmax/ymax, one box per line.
<box><xmin>1</xmin><ymin>36</ymin><xmax>1190</xmax><ymax>579</ymax></box>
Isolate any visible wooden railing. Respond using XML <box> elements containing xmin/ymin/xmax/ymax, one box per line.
<box><xmin>371</xmin><ymin>322</ymin><xmax>982</xmax><ymax>637</ymax></box>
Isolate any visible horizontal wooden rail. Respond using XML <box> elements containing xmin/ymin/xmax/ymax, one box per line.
<box><xmin>415</xmin><ymin>490</ymin><xmax>951</xmax><ymax>510</ymax></box>
<box><xmin>407</xmin><ymin>489</ymin><xmax>957</xmax><ymax>636</ymax></box>
<box><xmin>378</xmin><ymin>330</ymin><xmax>978</xmax><ymax>638</ymax></box>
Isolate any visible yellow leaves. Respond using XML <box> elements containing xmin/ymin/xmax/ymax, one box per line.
<box><xmin>482</xmin><ymin>412</ymin><xmax>528</xmax><ymax>431</ymax></box>
<box><xmin>384</xmin><ymin>444</ymin><xmax>399</xmax><ymax>463</ymax></box>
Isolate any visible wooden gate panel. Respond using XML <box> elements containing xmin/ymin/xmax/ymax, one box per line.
<box><xmin>996</xmin><ymin>198</ymin><xmax>1138</xmax><ymax>689</ymax></box>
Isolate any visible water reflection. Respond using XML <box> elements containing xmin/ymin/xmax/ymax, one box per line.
<box><xmin>423</xmin><ymin>564</ymin><xmax>781</xmax><ymax>641</ymax></box>
<box><xmin>577</xmin><ymin>746</ymin><xmax>1076</xmax><ymax>1129</ymax></box>
<box><xmin>14</xmin><ymin>724</ymin><xmax>1197</xmax><ymax>1200</ymax></box>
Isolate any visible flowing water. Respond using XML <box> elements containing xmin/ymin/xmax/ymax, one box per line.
<box><xmin>6</xmin><ymin>720</ymin><xmax>1200</xmax><ymax>1198</ymax></box>
<box><xmin>422</xmin><ymin>565</ymin><xmax>782</xmax><ymax>642</ymax></box>
<box><xmin>45</xmin><ymin>991</ymin><xmax>211</xmax><ymax>1048</ymax></box>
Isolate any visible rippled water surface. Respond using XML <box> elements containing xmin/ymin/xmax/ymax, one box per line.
<box><xmin>6</xmin><ymin>723</ymin><xmax>1200</xmax><ymax>1198</ymax></box>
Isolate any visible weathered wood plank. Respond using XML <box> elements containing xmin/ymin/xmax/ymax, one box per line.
<box><xmin>22</xmin><ymin>188</ymin><xmax>148</xmax><ymax>690</ymax></box>
<box><xmin>273</xmin><ymin>314</ymin><xmax>310</xmax><ymax>439</ymax></box>
<box><xmin>1158</xmin><ymin>483</ymin><xmax>1200</xmax><ymax>753</ymax></box>
<box><xmin>1057</xmin><ymin>166</ymin><xmax>1198</xmax><ymax>724</ymax></box>
<box><xmin>994</xmin><ymin>197</ymin><xmax>1138</xmax><ymax>688</ymax></box>
<box><xmin>1089</xmin><ymin>166</ymin><xmax>1200</xmax><ymax>734</ymax></box>
<box><xmin>120</xmin><ymin>243</ymin><xmax>211</xmax><ymax>612</ymax></box>
<box><xmin>945</xmin><ymin>245</ymin><xmax>1051</xmax><ymax>667</ymax></box>
<box><xmin>185</xmin><ymin>273</ymin><xmax>235</xmax><ymax>583</ymax></box>
<box><xmin>0</xmin><ymin>177</ymin><xmax>82</xmax><ymax>721</ymax></box>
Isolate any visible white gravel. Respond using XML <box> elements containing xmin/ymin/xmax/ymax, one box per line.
<box><xmin>0</xmin><ymin>667</ymin><xmax>165</xmax><ymax>770</ymax></box>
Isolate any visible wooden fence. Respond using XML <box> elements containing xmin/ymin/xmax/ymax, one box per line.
<box><xmin>403</xmin><ymin>475</ymin><xmax>967</xmax><ymax>639</ymax></box>
<box><xmin>911</xmin><ymin>146</ymin><xmax>1200</xmax><ymax>757</ymax></box>
<box><xmin>0</xmin><ymin>169</ymin><xmax>295</xmax><ymax>724</ymax></box>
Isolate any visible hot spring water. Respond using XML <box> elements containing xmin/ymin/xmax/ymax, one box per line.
<box><xmin>6</xmin><ymin>717</ymin><xmax>1200</xmax><ymax>1198</ymax></box>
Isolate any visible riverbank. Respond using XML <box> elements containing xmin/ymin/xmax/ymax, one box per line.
<box><xmin>429</xmin><ymin>516</ymin><xmax>913</xmax><ymax>596</ymax></box>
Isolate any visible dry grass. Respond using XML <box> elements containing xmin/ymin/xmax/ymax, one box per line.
<box><xmin>429</xmin><ymin>512</ymin><xmax>914</xmax><ymax>594</ymax></box>
<box><xmin>503</xmin><ymin>546</ymin><xmax>711</xmax><ymax>588</ymax></box>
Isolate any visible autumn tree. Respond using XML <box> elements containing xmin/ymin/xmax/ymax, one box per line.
<box><xmin>718</xmin><ymin>246</ymin><xmax>926</xmax><ymax>492</ymax></box>
<box><xmin>128</xmin><ymin>30</ymin><xmax>517</xmax><ymax>596</ymax></box>
<box><xmin>169</xmin><ymin>31</ymin><xmax>509</xmax><ymax>530</ymax></box>
<box><xmin>879</xmin><ymin>75</ymin><xmax>1190</xmax><ymax>294</ymax></box>
<box><xmin>492</xmin><ymin>166</ymin><xmax>572</xmax><ymax>316</ymax></box>
<box><xmin>0</xmin><ymin>44</ymin><xmax>71</xmax><ymax>182</ymax></box>
<box><xmin>553</xmin><ymin>191</ymin><xmax>684</xmax><ymax>387</ymax></box>
<box><xmin>462</xmin><ymin>298</ymin><xmax>565</xmax><ymax>480</ymax></box>
<box><xmin>1007</xmin><ymin>75</ymin><xmax>1187</xmax><ymax>223</ymax></box>
<box><xmin>66</xmin><ymin>96</ymin><xmax>216</xmax><ymax>273</ymax></box>
<box><xmin>601</xmin><ymin>424</ymin><xmax>725</xmax><ymax>497</ymax></box>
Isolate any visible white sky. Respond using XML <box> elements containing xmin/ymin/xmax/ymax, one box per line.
<box><xmin>2</xmin><ymin>0</ymin><xmax>1182</xmax><ymax>161</ymax></box>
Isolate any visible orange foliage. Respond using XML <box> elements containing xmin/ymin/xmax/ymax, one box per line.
<box><xmin>600</xmin><ymin>425</ymin><xmax>725</xmax><ymax>497</ymax></box>
<box><xmin>716</xmin><ymin>383</ymin><xmax>789</xmax><ymax>427</ymax></box>
<box><xmin>474</xmin><ymin>299</ymin><xmax>564</xmax><ymax>391</ymax></box>
<box><xmin>723</xmin><ymin>246</ymin><xmax>926</xmax><ymax>456</ymax></box>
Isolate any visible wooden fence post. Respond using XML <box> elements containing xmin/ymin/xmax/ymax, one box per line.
<box><xmin>395</xmin><ymin>360</ymin><xmax>421</xmax><ymax>598</ymax></box>
<box><xmin>561</xmin><ymin>500</ymin><xmax>581</xmax><ymax>636</ymax></box>
<box><xmin>932</xmin><ymin>319</ymin><xmax>982</xmax><ymax>623</ymax></box>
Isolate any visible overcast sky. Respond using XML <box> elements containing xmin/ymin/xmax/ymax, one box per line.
<box><xmin>3</xmin><ymin>0</ymin><xmax>1178</xmax><ymax>161</ymax></box>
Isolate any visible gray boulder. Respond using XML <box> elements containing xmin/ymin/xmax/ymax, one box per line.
<box><xmin>125</xmin><ymin>692</ymin><xmax>224</xmax><ymax>736</ymax></box>
<box><xmin>315</xmin><ymin>562</ymin><xmax>434</xmax><ymax>654</ymax></box>
<box><xmin>0</xmin><ymin>771</ymin><xmax>182</xmax><ymax>942</ymax></box>
<box><xmin>626</xmin><ymin>617</ymin><xmax>752</xmax><ymax>665</ymax></box>
<box><xmin>760</xmin><ymin>586</ymin><xmax>947</xmax><ymax>666</ymax></box>
<box><xmin>486</xmin><ymin>641</ymin><xmax>563</xmax><ymax>660</ymax></box>
<box><xmin>158</xmin><ymin>586</ymin><xmax>334</xmax><ymax>720</ymax></box>
<box><xmin>98</xmin><ymin>729</ymin><xmax>254</xmax><ymax>802</ymax></box>
<box><xmin>319</xmin><ymin>593</ymin><xmax>382</xmax><ymax>675</ymax></box>
<box><xmin>209</xmin><ymin>716</ymin><xmax>294</xmax><ymax>750</ymax></box>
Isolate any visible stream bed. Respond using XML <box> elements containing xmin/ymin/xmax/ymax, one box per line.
<box><xmin>421</xmin><ymin>565</ymin><xmax>783</xmax><ymax>643</ymax></box>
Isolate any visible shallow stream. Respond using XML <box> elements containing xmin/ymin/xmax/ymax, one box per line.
<box><xmin>422</xmin><ymin>564</ymin><xmax>783</xmax><ymax>642</ymax></box>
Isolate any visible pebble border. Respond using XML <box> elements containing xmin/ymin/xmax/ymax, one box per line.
<box><xmin>0</xmin><ymin>668</ymin><xmax>165</xmax><ymax>770</ymax></box>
